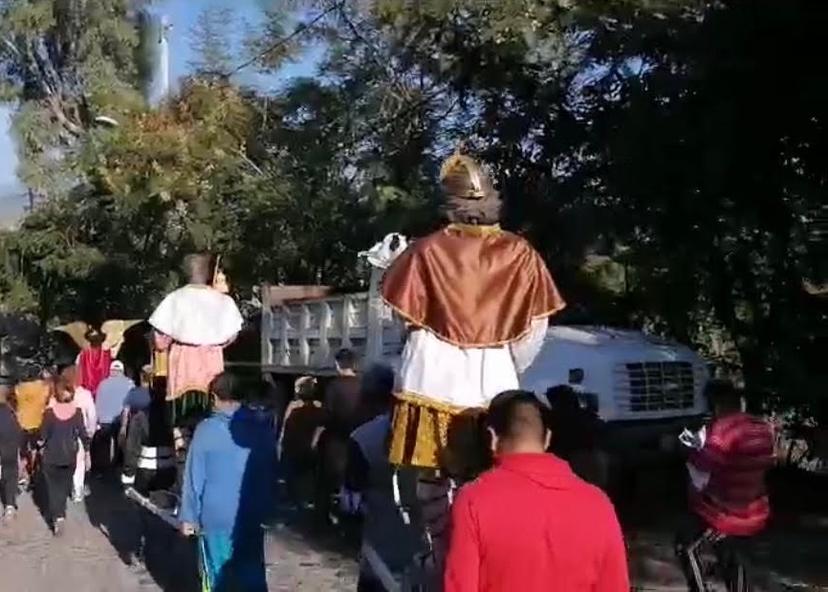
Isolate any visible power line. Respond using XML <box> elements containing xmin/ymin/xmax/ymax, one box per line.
<box><xmin>223</xmin><ymin>2</ymin><xmax>343</xmax><ymax>78</ymax></box>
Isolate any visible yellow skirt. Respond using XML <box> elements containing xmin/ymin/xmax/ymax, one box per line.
<box><xmin>388</xmin><ymin>392</ymin><xmax>487</xmax><ymax>476</ymax></box>
<box><xmin>152</xmin><ymin>350</ymin><xmax>168</xmax><ymax>378</ymax></box>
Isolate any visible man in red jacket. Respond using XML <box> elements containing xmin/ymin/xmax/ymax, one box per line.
<box><xmin>676</xmin><ymin>380</ymin><xmax>775</xmax><ymax>592</ymax></box>
<box><xmin>444</xmin><ymin>390</ymin><xmax>629</xmax><ymax>592</ymax></box>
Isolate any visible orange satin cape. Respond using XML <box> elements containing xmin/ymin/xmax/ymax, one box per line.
<box><xmin>380</xmin><ymin>225</ymin><xmax>565</xmax><ymax>347</ymax></box>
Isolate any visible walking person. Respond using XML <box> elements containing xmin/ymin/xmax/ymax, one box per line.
<box><xmin>40</xmin><ymin>370</ymin><xmax>91</xmax><ymax>536</ymax></box>
<box><xmin>675</xmin><ymin>380</ymin><xmax>776</xmax><ymax>592</ymax></box>
<box><xmin>278</xmin><ymin>376</ymin><xmax>325</xmax><ymax>506</ymax></box>
<box><xmin>51</xmin><ymin>363</ymin><xmax>96</xmax><ymax>502</ymax></box>
<box><xmin>0</xmin><ymin>359</ymin><xmax>22</xmax><ymax>520</ymax></box>
<box><xmin>342</xmin><ymin>364</ymin><xmax>421</xmax><ymax>591</ymax></box>
<box><xmin>119</xmin><ymin>364</ymin><xmax>153</xmax><ymax>449</ymax></box>
<box><xmin>94</xmin><ymin>360</ymin><xmax>134</xmax><ymax>473</ymax></box>
<box><xmin>180</xmin><ymin>372</ymin><xmax>276</xmax><ymax>592</ymax></box>
<box><xmin>15</xmin><ymin>368</ymin><xmax>52</xmax><ymax>490</ymax></box>
<box><xmin>121</xmin><ymin>377</ymin><xmax>176</xmax><ymax>563</ymax></box>
<box><xmin>444</xmin><ymin>390</ymin><xmax>629</xmax><ymax>592</ymax></box>
<box><xmin>316</xmin><ymin>348</ymin><xmax>362</xmax><ymax>525</ymax></box>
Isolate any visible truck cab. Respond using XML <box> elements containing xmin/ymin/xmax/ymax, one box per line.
<box><xmin>521</xmin><ymin>325</ymin><xmax>709</xmax><ymax>465</ymax></box>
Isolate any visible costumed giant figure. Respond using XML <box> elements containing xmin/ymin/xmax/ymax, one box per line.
<box><xmin>149</xmin><ymin>254</ymin><xmax>242</xmax><ymax>422</ymax></box>
<box><xmin>379</xmin><ymin>150</ymin><xmax>566</xmax><ymax>584</ymax></box>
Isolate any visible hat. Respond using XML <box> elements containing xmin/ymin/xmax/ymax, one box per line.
<box><xmin>110</xmin><ymin>360</ymin><xmax>125</xmax><ymax>373</ymax></box>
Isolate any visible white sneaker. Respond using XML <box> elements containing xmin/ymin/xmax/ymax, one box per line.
<box><xmin>3</xmin><ymin>506</ymin><xmax>15</xmax><ymax>521</ymax></box>
<box><xmin>53</xmin><ymin>517</ymin><xmax>65</xmax><ymax>537</ymax></box>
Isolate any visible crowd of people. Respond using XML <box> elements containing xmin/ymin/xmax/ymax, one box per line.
<box><xmin>0</xmin><ymin>355</ymin><xmax>153</xmax><ymax>533</ymax></box>
<box><xmin>0</xmin><ymin>147</ymin><xmax>779</xmax><ymax>592</ymax></box>
<box><xmin>278</xmin><ymin>359</ymin><xmax>776</xmax><ymax>592</ymax></box>
<box><xmin>0</xmin><ymin>343</ymin><xmax>778</xmax><ymax>592</ymax></box>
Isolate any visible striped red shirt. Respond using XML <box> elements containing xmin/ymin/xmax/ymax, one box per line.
<box><xmin>688</xmin><ymin>412</ymin><xmax>775</xmax><ymax>536</ymax></box>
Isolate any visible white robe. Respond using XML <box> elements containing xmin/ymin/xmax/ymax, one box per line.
<box><xmin>149</xmin><ymin>285</ymin><xmax>242</xmax><ymax>345</ymax></box>
<box><xmin>397</xmin><ymin>318</ymin><xmax>548</xmax><ymax>409</ymax></box>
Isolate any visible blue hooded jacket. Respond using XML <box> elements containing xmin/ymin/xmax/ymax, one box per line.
<box><xmin>180</xmin><ymin>405</ymin><xmax>276</xmax><ymax>534</ymax></box>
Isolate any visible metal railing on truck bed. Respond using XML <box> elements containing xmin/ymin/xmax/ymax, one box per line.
<box><xmin>259</xmin><ymin>282</ymin><xmax>405</xmax><ymax>376</ymax></box>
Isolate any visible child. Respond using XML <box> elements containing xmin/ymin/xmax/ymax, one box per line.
<box><xmin>40</xmin><ymin>370</ymin><xmax>91</xmax><ymax>536</ymax></box>
<box><xmin>0</xmin><ymin>370</ymin><xmax>22</xmax><ymax>520</ymax></box>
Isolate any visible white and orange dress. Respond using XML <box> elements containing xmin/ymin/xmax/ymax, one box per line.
<box><xmin>380</xmin><ymin>223</ymin><xmax>565</xmax><ymax>470</ymax></box>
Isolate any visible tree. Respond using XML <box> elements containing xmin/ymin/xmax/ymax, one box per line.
<box><xmin>188</xmin><ymin>7</ymin><xmax>236</xmax><ymax>76</ymax></box>
<box><xmin>0</xmin><ymin>0</ymin><xmax>141</xmax><ymax>197</ymax></box>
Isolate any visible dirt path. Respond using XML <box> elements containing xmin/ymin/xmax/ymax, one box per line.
<box><xmin>0</xmin><ymin>478</ymin><xmax>358</xmax><ymax>592</ymax></box>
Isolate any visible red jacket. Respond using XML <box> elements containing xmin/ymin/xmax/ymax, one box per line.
<box><xmin>444</xmin><ymin>453</ymin><xmax>629</xmax><ymax>592</ymax></box>
<box><xmin>688</xmin><ymin>412</ymin><xmax>775</xmax><ymax>536</ymax></box>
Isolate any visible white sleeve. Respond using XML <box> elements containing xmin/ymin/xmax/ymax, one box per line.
<box><xmin>510</xmin><ymin>318</ymin><xmax>548</xmax><ymax>374</ymax></box>
<box><xmin>686</xmin><ymin>462</ymin><xmax>710</xmax><ymax>491</ymax></box>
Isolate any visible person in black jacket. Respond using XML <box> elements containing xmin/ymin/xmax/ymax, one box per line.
<box><xmin>0</xmin><ymin>369</ymin><xmax>22</xmax><ymax>520</ymax></box>
<box><xmin>121</xmin><ymin>381</ymin><xmax>176</xmax><ymax>562</ymax></box>
<box><xmin>40</xmin><ymin>370</ymin><xmax>91</xmax><ymax>536</ymax></box>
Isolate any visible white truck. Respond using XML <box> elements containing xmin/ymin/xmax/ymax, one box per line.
<box><xmin>259</xmin><ymin>235</ymin><xmax>709</xmax><ymax>465</ymax></box>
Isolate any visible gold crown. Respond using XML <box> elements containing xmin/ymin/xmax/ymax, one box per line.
<box><xmin>439</xmin><ymin>152</ymin><xmax>488</xmax><ymax>200</ymax></box>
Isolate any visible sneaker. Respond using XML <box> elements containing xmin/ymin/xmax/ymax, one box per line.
<box><xmin>53</xmin><ymin>517</ymin><xmax>65</xmax><ymax>537</ymax></box>
<box><xmin>72</xmin><ymin>493</ymin><xmax>84</xmax><ymax>503</ymax></box>
<box><xmin>3</xmin><ymin>506</ymin><xmax>15</xmax><ymax>521</ymax></box>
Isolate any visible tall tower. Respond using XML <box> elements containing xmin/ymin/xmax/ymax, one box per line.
<box><xmin>137</xmin><ymin>8</ymin><xmax>171</xmax><ymax>108</ymax></box>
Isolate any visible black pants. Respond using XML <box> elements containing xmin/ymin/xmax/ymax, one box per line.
<box><xmin>0</xmin><ymin>451</ymin><xmax>18</xmax><ymax>508</ymax></box>
<box><xmin>92</xmin><ymin>422</ymin><xmax>119</xmax><ymax>473</ymax></box>
<box><xmin>43</xmin><ymin>463</ymin><xmax>75</xmax><ymax>522</ymax></box>
<box><xmin>676</xmin><ymin>518</ymin><xmax>753</xmax><ymax>592</ymax></box>
<box><xmin>394</xmin><ymin>467</ymin><xmax>454</xmax><ymax>589</ymax></box>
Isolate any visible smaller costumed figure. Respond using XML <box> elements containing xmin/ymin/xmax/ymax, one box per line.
<box><xmin>380</xmin><ymin>150</ymin><xmax>566</xmax><ymax>583</ymax></box>
<box><xmin>56</xmin><ymin>322</ymin><xmax>140</xmax><ymax>396</ymax></box>
<box><xmin>76</xmin><ymin>328</ymin><xmax>111</xmax><ymax>397</ymax></box>
<box><xmin>148</xmin><ymin>254</ymin><xmax>242</xmax><ymax>423</ymax></box>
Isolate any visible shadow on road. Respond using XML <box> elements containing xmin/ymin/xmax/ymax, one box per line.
<box><xmin>84</xmin><ymin>474</ymin><xmax>200</xmax><ymax>592</ymax></box>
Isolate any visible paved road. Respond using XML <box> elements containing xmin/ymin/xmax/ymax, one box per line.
<box><xmin>0</xmin><ymin>479</ymin><xmax>357</xmax><ymax>592</ymax></box>
<box><xmin>1</xmin><ymin>475</ymin><xmax>825</xmax><ymax>592</ymax></box>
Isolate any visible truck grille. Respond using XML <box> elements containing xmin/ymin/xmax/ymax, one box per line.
<box><xmin>616</xmin><ymin>362</ymin><xmax>696</xmax><ymax>412</ymax></box>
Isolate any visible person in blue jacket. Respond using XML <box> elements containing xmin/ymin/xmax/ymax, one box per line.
<box><xmin>179</xmin><ymin>372</ymin><xmax>276</xmax><ymax>592</ymax></box>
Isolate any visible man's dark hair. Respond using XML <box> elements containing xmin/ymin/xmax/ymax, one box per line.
<box><xmin>361</xmin><ymin>363</ymin><xmax>395</xmax><ymax>403</ymax></box>
<box><xmin>210</xmin><ymin>372</ymin><xmax>238</xmax><ymax>402</ymax></box>
<box><xmin>545</xmin><ymin>385</ymin><xmax>579</xmax><ymax>412</ymax></box>
<box><xmin>334</xmin><ymin>348</ymin><xmax>356</xmax><ymax>371</ymax></box>
<box><xmin>487</xmin><ymin>390</ymin><xmax>549</xmax><ymax>441</ymax></box>
<box><xmin>705</xmin><ymin>379</ymin><xmax>741</xmax><ymax>411</ymax></box>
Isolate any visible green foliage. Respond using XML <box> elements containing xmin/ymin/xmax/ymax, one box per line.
<box><xmin>0</xmin><ymin>0</ymin><xmax>824</xmax><ymax>417</ymax></box>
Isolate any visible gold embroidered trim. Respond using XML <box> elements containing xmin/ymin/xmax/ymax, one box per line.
<box><xmin>445</xmin><ymin>223</ymin><xmax>502</xmax><ymax>237</ymax></box>
<box><xmin>167</xmin><ymin>383</ymin><xmax>210</xmax><ymax>400</ymax></box>
<box><xmin>394</xmin><ymin>390</ymin><xmax>480</xmax><ymax>415</ymax></box>
<box><xmin>388</xmin><ymin>393</ymin><xmax>488</xmax><ymax>469</ymax></box>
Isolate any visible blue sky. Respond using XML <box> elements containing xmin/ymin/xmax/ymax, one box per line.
<box><xmin>0</xmin><ymin>0</ymin><xmax>322</xmax><ymax>224</ymax></box>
